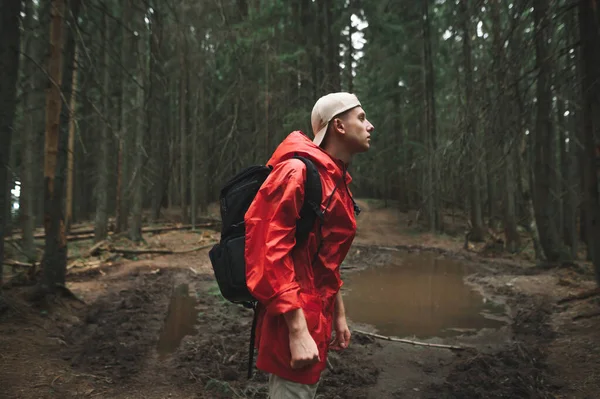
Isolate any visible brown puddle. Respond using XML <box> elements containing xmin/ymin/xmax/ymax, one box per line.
<box><xmin>157</xmin><ymin>283</ymin><xmax>198</xmax><ymax>357</ymax></box>
<box><xmin>343</xmin><ymin>251</ymin><xmax>507</xmax><ymax>339</ymax></box>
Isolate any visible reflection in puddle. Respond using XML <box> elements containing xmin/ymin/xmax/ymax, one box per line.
<box><xmin>343</xmin><ymin>251</ymin><xmax>506</xmax><ymax>339</ymax></box>
<box><xmin>157</xmin><ymin>283</ymin><xmax>198</xmax><ymax>357</ymax></box>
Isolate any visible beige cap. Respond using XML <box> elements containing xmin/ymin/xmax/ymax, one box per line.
<box><xmin>311</xmin><ymin>92</ymin><xmax>361</xmax><ymax>146</ymax></box>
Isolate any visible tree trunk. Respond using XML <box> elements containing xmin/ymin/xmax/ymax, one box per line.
<box><xmin>265</xmin><ymin>45</ymin><xmax>270</xmax><ymax>160</ymax></box>
<box><xmin>40</xmin><ymin>0</ymin><xmax>81</xmax><ymax>293</ymax></box>
<box><xmin>485</xmin><ymin>151</ymin><xmax>497</xmax><ymax>227</ymax></box>
<box><xmin>578</xmin><ymin>0</ymin><xmax>600</xmax><ymax>283</ymax></box>
<box><xmin>199</xmin><ymin>77</ymin><xmax>209</xmax><ymax>214</ymax></box>
<box><xmin>115</xmin><ymin>0</ymin><xmax>132</xmax><ymax>233</ymax></box>
<box><xmin>6</xmin><ymin>123</ymin><xmax>18</xmax><ymax>239</ymax></box>
<box><xmin>298</xmin><ymin>0</ymin><xmax>313</xmax><ymax>109</ymax></box>
<box><xmin>346</xmin><ymin>3</ymin><xmax>354</xmax><ymax>93</ymax></box>
<box><xmin>564</xmin><ymin>7</ymin><xmax>579</xmax><ymax>260</ymax></box>
<box><xmin>19</xmin><ymin>0</ymin><xmax>36</xmax><ymax>261</ymax></box>
<box><xmin>565</xmin><ymin>112</ymin><xmax>579</xmax><ymax>259</ymax></box>
<box><xmin>33</xmin><ymin>2</ymin><xmax>51</xmax><ymax>230</ymax></box>
<box><xmin>115</xmin><ymin>136</ymin><xmax>125</xmax><ymax>231</ymax></box>
<box><xmin>504</xmin><ymin>144</ymin><xmax>520</xmax><ymax>253</ymax></box>
<box><xmin>557</xmin><ymin>97</ymin><xmax>566</xmax><ymax>240</ymax></box>
<box><xmin>422</xmin><ymin>0</ymin><xmax>440</xmax><ymax>232</ymax></box>
<box><xmin>149</xmin><ymin>4</ymin><xmax>168</xmax><ymax>221</ymax></box>
<box><xmin>168</xmin><ymin>108</ymin><xmax>176</xmax><ymax>211</ymax></box>
<box><xmin>507</xmin><ymin>2</ymin><xmax>543</xmax><ymax>259</ymax></box>
<box><xmin>315</xmin><ymin>0</ymin><xmax>325</xmax><ymax>93</ymax></box>
<box><xmin>490</xmin><ymin>0</ymin><xmax>519</xmax><ymax>252</ymax></box>
<box><xmin>520</xmin><ymin>146</ymin><xmax>544</xmax><ymax>260</ymax></box>
<box><xmin>41</xmin><ymin>0</ymin><xmax>66</xmax><ymax>289</ymax></box>
<box><xmin>94</xmin><ymin>11</ymin><xmax>110</xmax><ymax>243</ymax></box>
<box><xmin>129</xmin><ymin>13</ymin><xmax>147</xmax><ymax>243</ymax></box>
<box><xmin>460</xmin><ymin>0</ymin><xmax>484</xmax><ymax>242</ymax></box>
<box><xmin>0</xmin><ymin>0</ymin><xmax>22</xmax><ymax>287</ymax></box>
<box><xmin>397</xmin><ymin>87</ymin><xmax>409</xmax><ymax>212</ymax></box>
<box><xmin>532</xmin><ymin>0</ymin><xmax>563</xmax><ymax>262</ymax></box>
<box><xmin>191</xmin><ymin>86</ymin><xmax>198</xmax><ymax>229</ymax></box>
<box><xmin>179</xmin><ymin>24</ymin><xmax>188</xmax><ymax>224</ymax></box>
<box><xmin>323</xmin><ymin>0</ymin><xmax>340</xmax><ymax>92</ymax></box>
<box><xmin>65</xmin><ymin>44</ymin><xmax>78</xmax><ymax>232</ymax></box>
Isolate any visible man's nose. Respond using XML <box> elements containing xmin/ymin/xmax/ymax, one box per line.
<box><xmin>366</xmin><ymin>120</ymin><xmax>374</xmax><ymax>132</ymax></box>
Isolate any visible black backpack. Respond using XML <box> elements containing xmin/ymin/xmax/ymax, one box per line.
<box><xmin>208</xmin><ymin>155</ymin><xmax>323</xmax><ymax>378</ymax></box>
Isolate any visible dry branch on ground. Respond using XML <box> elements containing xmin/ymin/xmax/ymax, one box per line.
<box><xmin>3</xmin><ymin>260</ymin><xmax>35</xmax><ymax>268</ymax></box>
<box><xmin>353</xmin><ymin>329</ymin><xmax>467</xmax><ymax>350</ymax></box>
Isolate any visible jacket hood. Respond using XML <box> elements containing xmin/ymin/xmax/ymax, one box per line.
<box><xmin>267</xmin><ymin>131</ymin><xmax>352</xmax><ymax>183</ymax></box>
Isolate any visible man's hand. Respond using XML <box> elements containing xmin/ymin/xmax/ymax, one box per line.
<box><xmin>330</xmin><ymin>316</ymin><xmax>351</xmax><ymax>351</ymax></box>
<box><xmin>289</xmin><ymin>328</ymin><xmax>320</xmax><ymax>369</ymax></box>
<box><xmin>284</xmin><ymin>308</ymin><xmax>320</xmax><ymax>369</ymax></box>
<box><xmin>331</xmin><ymin>290</ymin><xmax>351</xmax><ymax>350</ymax></box>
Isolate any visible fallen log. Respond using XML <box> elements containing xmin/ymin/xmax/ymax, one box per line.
<box><xmin>6</xmin><ymin>232</ymin><xmax>98</xmax><ymax>243</ymax></box>
<box><xmin>557</xmin><ymin>288</ymin><xmax>600</xmax><ymax>304</ymax></box>
<box><xmin>86</xmin><ymin>240</ymin><xmax>108</xmax><ymax>257</ymax></box>
<box><xmin>573</xmin><ymin>310</ymin><xmax>600</xmax><ymax>321</ymax></box>
<box><xmin>66</xmin><ymin>233</ymin><xmax>97</xmax><ymax>242</ymax></box>
<box><xmin>65</xmin><ymin>228</ymin><xmax>95</xmax><ymax>235</ymax></box>
<box><xmin>140</xmin><ymin>222</ymin><xmax>219</xmax><ymax>234</ymax></box>
<box><xmin>353</xmin><ymin>329</ymin><xmax>466</xmax><ymax>351</ymax></box>
<box><xmin>173</xmin><ymin>243</ymin><xmax>216</xmax><ymax>254</ymax></box>
<box><xmin>5</xmin><ymin>222</ymin><xmax>220</xmax><ymax>242</ymax></box>
<box><xmin>109</xmin><ymin>243</ymin><xmax>216</xmax><ymax>256</ymax></box>
<box><xmin>111</xmin><ymin>248</ymin><xmax>174</xmax><ymax>255</ymax></box>
<box><xmin>9</xmin><ymin>223</ymin><xmax>90</xmax><ymax>237</ymax></box>
<box><xmin>67</xmin><ymin>253</ymin><xmax>121</xmax><ymax>273</ymax></box>
<box><xmin>5</xmin><ymin>228</ymin><xmax>96</xmax><ymax>242</ymax></box>
<box><xmin>67</xmin><ymin>259</ymin><xmax>102</xmax><ymax>270</ymax></box>
<box><xmin>6</xmin><ymin>242</ymin><xmax>216</xmax><ymax>273</ymax></box>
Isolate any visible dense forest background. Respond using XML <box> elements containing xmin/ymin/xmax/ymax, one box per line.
<box><xmin>0</xmin><ymin>0</ymin><xmax>599</xmax><ymax>296</ymax></box>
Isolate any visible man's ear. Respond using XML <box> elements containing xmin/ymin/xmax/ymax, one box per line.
<box><xmin>333</xmin><ymin>117</ymin><xmax>346</xmax><ymax>135</ymax></box>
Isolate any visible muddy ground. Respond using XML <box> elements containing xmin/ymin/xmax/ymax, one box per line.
<box><xmin>1</xmin><ymin>200</ymin><xmax>600</xmax><ymax>398</ymax></box>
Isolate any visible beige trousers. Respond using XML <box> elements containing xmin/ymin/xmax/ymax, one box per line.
<box><xmin>268</xmin><ymin>374</ymin><xmax>320</xmax><ymax>399</ymax></box>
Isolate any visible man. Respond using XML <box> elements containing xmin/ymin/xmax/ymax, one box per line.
<box><xmin>244</xmin><ymin>92</ymin><xmax>374</xmax><ymax>398</ymax></box>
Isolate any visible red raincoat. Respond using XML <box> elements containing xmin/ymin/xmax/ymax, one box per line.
<box><xmin>244</xmin><ymin>131</ymin><xmax>358</xmax><ymax>384</ymax></box>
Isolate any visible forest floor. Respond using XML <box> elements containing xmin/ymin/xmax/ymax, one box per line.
<box><xmin>1</xmin><ymin>200</ymin><xmax>600</xmax><ymax>398</ymax></box>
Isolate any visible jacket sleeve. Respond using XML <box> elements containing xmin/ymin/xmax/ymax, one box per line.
<box><xmin>244</xmin><ymin>159</ymin><xmax>306</xmax><ymax>316</ymax></box>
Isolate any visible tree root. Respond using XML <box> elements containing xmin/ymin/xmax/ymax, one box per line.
<box><xmin>26</xmin><ymin>283</ymin><xmax>86</xmax><ymax>305</ymax></box>
<box><xmin>54</xmin><ymin>283</ymin><xmax>86</xmax><ymax>304</ymax></box>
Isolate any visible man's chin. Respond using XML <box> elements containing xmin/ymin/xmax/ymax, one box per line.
<box><xmin>351</xmin><ymin>142</ymin><xmax>370</xmax><ymax>154</ymax></box>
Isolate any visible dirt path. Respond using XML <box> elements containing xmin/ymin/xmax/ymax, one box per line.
<box><xmin>1</xmin><ymin>201</ymin><xmax>600</xmax><ymax>398</ymax></box>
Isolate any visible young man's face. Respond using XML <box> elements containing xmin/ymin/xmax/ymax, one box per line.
<box><xmin>339</xmin><ymin>106</ymin><xmax>374</xmax><ymax>154</ymax></box>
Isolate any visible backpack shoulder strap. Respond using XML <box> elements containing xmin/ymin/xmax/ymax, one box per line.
<box><xmin>291</xmin><ymin>155</ymin><xmax>323</xmax><ymax>242</ymax></box>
